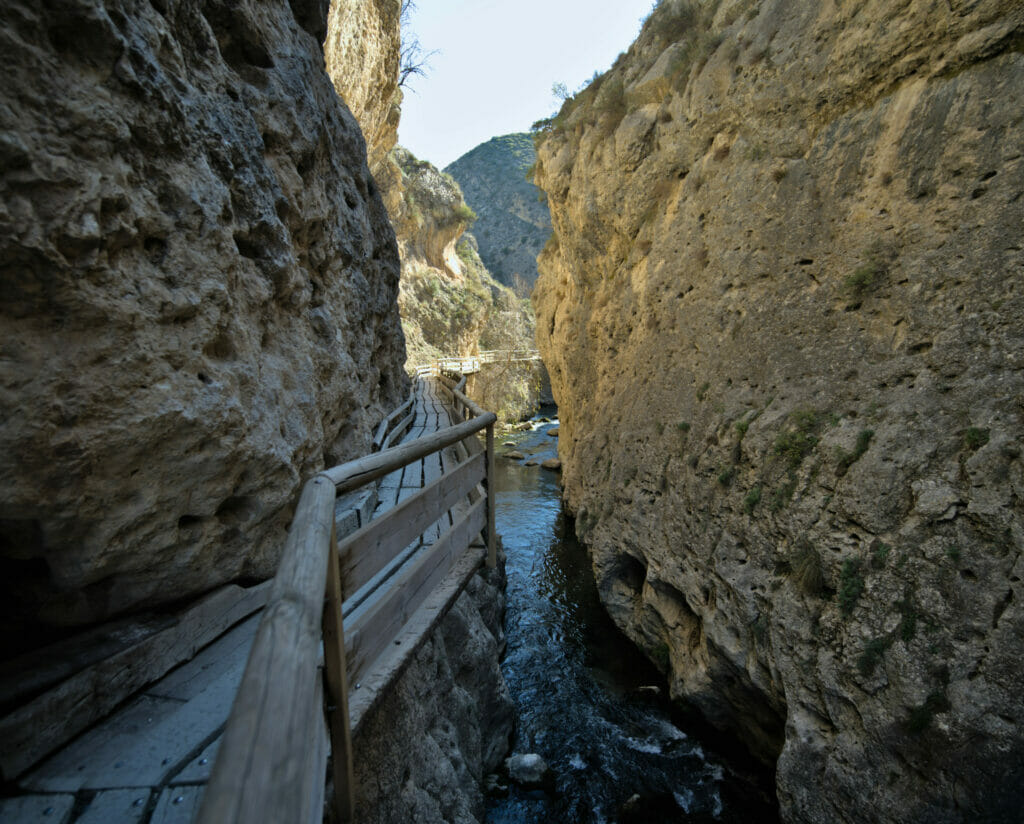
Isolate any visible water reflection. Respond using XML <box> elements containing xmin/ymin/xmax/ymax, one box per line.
<box><xmin>486</xmin><ymin>417</ymin><xmax>778</xmax><ymax>824</ymax></box>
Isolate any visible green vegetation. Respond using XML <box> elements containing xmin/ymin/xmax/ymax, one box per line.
<box><xmin>769</xmin><ymin>477</ymin><xmax>798</xmax><ymax>511</ymax></box>
<box><xmin>697</xmin><ymin>381</ymin><xmax>710</xmax><ymax>402</ymax></box>
<box><xmin>857</xmin><ymin>636</ymin><xmax>891</xmax><ymax>676</ymax></box>
<box><xmin>593</xmin><ymin>75</ymin><xmax>627</xmax><ymax>128</ymax></box>
<box><xmin>964</xmin><ymin>427</ymin><xmax>990</xmax><ymax>450</ymax></box>
<box><xmin>844</xmin><ymin>244</ymin><xmax>889</xmax><ymax>296</ymax></box>
<box><xmin>845</xmin><ymin>261</ymin><xmax>881</xmax><ymax>293</ymax></box>
<box><xmin>774</xmin><ymin>408</ymin><xmax>822</xmax><ymax>469</ymax></box>
<box><xmin>898</xmin><ymin>599</ymin><xmax>918</xmax><ymax>642</ymax></box>
<box><xmin>717</xmin><ymin>466</ymin><xmax>736</xmax><ymax>487</ymax></box>
<box><xmin>751</xmin><ymin>614</ymin><xmax>768</xmax><ymax>644</ymax></box>
<box><xmin>453</xmin><ymin>203</ymin><xmax>477</xmax><ymax>224</ymax></box>
<box><xmin>836</xmin><ymin>428</ymin><xmax>874</xmax><ymax>475</ymax></box>
<box><xmin>790</xmin><ymin>541</ymin><xmax>824</xmax><ymax>596</ymax></box>
<box><xmin>838</xmin><ymin>558</ymin><xmax>865</xmax><ymax>616</ymax></box>
<box><xmin>871</xmin><ymin>541</ymin><xmax>891</xmax><ymax>569</ymax></box>
<box><xmin>743</xmin><ymin>486</ymin><xmax>762</xmax><ymax>514</ymax></box>
<box><xmin>677</xmin><ymin>421</ymin><xmax>691</xmax><ymax>432</ymax></box>
<box><xmin>945</xmin><ymin>544</ymin><xmax>962</xmax><ymax>562</ymax></box>
<box><xmin>735</xmin><ymin>418</ymin><xmax>750</xmax><ymax>438</ymax></box>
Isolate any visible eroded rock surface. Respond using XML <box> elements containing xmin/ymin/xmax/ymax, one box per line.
<box><xmin>533</xmin><ymin>1</ymin><xmax>1024</xmax><ymax>821</ymax></box>
<box><xmin>324</xmin><ymin>0</ymin><xmax>401</xmax><ymax>177</ymax></box>
<box><xmin>352</xmin><ymin>566</ymin><xmax>514</xmax><ymax>824</ymax></box>
<box><xmin>0</xmin><ymin>0</ymin><xmax>407</xmax><ymax>646</ymax></box>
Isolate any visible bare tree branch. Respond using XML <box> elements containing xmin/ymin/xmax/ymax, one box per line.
<box><xmin>399</xmin><ymin>0</ymin><xmax>438</xmax><ymax>90</ymax></box>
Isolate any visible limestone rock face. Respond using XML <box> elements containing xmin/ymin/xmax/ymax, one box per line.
<box><xmin>389</xmin><ymin>148</ymin><xmax>494</xmax><ymax>367</ymax></box>
<box><xmin>0</xmin><ymin>0</ymin><xmax>408</xmax><ymax>645</ymax></box>
<box><xmin>352</xmin><ymin>566</ymin><xmax>514</xmax><ymax>824</ymax></box>
<box><xmin>324</xmin><ymin>0</ymin><xmax>401</xmax><ymax>177</ymax></box>
<box><xmin>445</xmin><ymin>133</ymin><xmax>551</xmax><ymax>292</ymax></box>
<box><xmin>533</xmin><ymin>1</ymin><xmax>1024</xmax><ymax>821</ymax></box>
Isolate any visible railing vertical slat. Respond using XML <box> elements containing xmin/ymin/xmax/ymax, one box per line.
<box><xmin>485</xmin><ymin>422</ymin><xmax>496</xmax><ymax>568</ymax></box>
<box><xmin>323</xmin><ymin>522</ymin><xmax>356</xmax><ymax>824</ymax></box>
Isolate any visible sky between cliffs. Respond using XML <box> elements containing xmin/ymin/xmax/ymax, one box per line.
<box><xmin>397</xmin><ymin>0</ymin><xmax>654</xmax><ymax>169</ymax></box>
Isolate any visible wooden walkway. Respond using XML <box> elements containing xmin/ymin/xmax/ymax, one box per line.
<box><xmin>0</xmin><ymin>377</ymin><xmax>488</xmax><ymax>824</ymax></box>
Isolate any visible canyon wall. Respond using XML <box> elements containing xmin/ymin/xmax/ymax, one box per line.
<box><xmin>533</xmin><ymin>0</ymin><xmax>1024</xmax><ymax>821</ymax></box>
<box><xmin>0</xmin><ymin>0</ymin><xmax>408</xmax><ymax>650</ymax></box>
<box><xmin>390</xmin><ymin>148</ymin><xmax>496</xmax><ymax>366</ymax></box>
<box><xmin>353</xmin><ymin>564</ymin><xmax>514</xmax><ymax>823</ymax></box>
<box><xmin>324</xmin><ymin>0</ymin><xmax>401</xmax><ymax>178</ymax></box>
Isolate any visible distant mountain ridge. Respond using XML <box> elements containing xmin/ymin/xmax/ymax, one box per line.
<box><xmin>445</xmin><ymin>133</ymin><xmax>550</xmax><ymax>293</ymax></box>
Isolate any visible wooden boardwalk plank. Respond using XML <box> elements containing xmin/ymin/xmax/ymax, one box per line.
<box><xmin>145</xmin><ymin>615</ymin><xmax>259</xmax><ymax>702</ymax></box>
<box><xmin>337</xmin><ymin>453</ymin><xmax>484</xmax><ymax>602</ymax></box>
<box><xmin>0</xmin><ymin>794</ymin><xmax>75</xmax><ymax>824</ymax></box>
<box><xmin>348</xmin><ymin>546</ymin><xmax>485</xmax><ymax>733</ymax></box>
<box><xmin>22</xmin><ymin>695</ymin><xmax>181</xmax><ymax>792</ymax></box>
<box><xmin>25</xmin><ymin>648</ymin><xmax>246</xmax><ymax>792</ymax></box>
<box><xmin>344</xmin><ymin>498</ymin><xmax>487</xmax><ymax>687</ymax></box>
<box><xmin>151</xmin><ymin>786</ymin><xmax>204</xmax><ymax>824</ymax></box>
<box><xmin>0</xmin><ymin>582</ymin><xmax>270</xmax><ymax>781</ymax></box>
<box><xmin>76</xmin><ymin>789</ymin><xmax>151</xmax><ymax>824</ymax></box>
<box><xmin>168</xmin><ymin>737</ymin><xmax>219</xmax><ymax>785</ymax></box>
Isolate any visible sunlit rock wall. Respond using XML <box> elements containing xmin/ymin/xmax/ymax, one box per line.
<box><xmin>533</xmin><ymin>0</ymin><xmax>1024</xmax><ymax>821</ymax></box>
<box><xmin>324</xmin><ymin>0</ymin><xmax>401</xmax><ymax>178</ymax></box>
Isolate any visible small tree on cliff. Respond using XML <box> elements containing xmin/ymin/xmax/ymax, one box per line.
<box><xmin>399</xmin><ymin>0</ymin><xmax>437</xmax><ymax>90</ymax></box>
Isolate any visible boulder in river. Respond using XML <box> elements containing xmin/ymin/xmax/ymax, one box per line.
<box><xmin>541</xmin><ymin>458</ymin><xmax>562</xmax><ymax>471</ymax></box>
<box><xmin>504</xmin><ymin>451</ymin><xmax>525</xmax><ymax>460</ymax></box>
<box><xmin>505</xmin><ymin>752</ymin><xmax>551</xmax><ymax>788</ymax></box>
<box><xmin>547</xmin><ymin>427</ymin><xmax>559</xmax><ymax>437</ymax></box>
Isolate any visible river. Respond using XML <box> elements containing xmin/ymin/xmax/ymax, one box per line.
<box><xmin>485</xmin><ymin>414</ymin><xmax>779</xmax><ymax>824</ymax></box>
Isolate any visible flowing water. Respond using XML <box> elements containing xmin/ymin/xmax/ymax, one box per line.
<box><xmin>485</xmin><ymin>414</ymin><xmax>779</xmax><ymax>824</ymax></box>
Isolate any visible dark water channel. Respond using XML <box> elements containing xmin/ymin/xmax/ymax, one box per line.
<box><xmin>486</xmin><ymin>414</ymin><xmax>779</xmax><ymax>824</ymax></box>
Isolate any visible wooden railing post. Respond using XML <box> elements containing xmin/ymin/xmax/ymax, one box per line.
<box><xmin>485</xmin><ymin>422</ymin><xmax>496</xmax><ymax>568</ymax></box>
<box><xmin>322</xmin><ymin>523</ymin><xmax>355</xmax><ymax>824</ymax></box>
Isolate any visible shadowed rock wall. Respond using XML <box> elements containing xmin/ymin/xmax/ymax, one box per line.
<box><xmin>533</xmin><ymin>1</ymin><xmax>1024</xmax><ymax>821</ymax></box>
<box><xmin>352</xmin><ymin>566</ymin><xmax>514</xmax><ymax>823</ymax></box>
<box><xmin>0</xmin><ymin>0</ymin><xmax>408</xmax><ymax>647</ymax></box>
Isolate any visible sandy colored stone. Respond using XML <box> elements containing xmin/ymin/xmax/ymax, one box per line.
<box><xmin>540</xmin><ymin>458</ymin><xmax>561</xmax><ymax>471</ymax></box>
<box><xmin>533</xmin><ymin>2</ymin><xmax>1024</xmax><ymax>822</ymax></box>
<box><xmin>0</xmin><ymin>0</ymin><xmax>407</xmax><ymax>645</ymax></box>
<box><xmin>324</xmin><ymin>0</ymin><xmax>401</xmax><ymax>179</ymax></box>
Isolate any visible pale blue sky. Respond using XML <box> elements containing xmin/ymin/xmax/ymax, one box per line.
<box><xmin>398</xmin><ymin>0</ymin><xmax>655</xmax><ymax>168</ymax></box>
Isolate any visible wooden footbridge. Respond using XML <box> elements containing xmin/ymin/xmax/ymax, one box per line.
<box><xmin>0</xmin><ymin>373</ymin><xmax>497</xmax><ymax>824</ymax></box>
<box><xmin>423</xmin><ymin>349</ymin><xmax>541</xmax><ymax>377</ymax></box>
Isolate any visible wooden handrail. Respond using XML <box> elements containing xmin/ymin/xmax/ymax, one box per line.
<box><xmin>372</xmin><ymin>396</ymin><xmax>414</xmax><ymax>451</ymax></box>
<box><xmin>197</xmin><ymin>476</ymin><xmax>336</xmax><ymax>824</ymax></box>
<box><xmin>198</xmin><ymin>374</ymin><xmax>497</xmax><ymax>824</ymax></box>
<box><xmin>321</xmin><ymin>411</ymin><xmax>494</xmax><ymax>493</ymax></box>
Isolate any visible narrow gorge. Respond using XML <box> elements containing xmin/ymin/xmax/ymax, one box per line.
<box><xmin>533</xmin><ymin>1</ymin><xmax>1024</xmax><ymax>822</ymax></box>
<box><xmin>1</xmin><ymin>0</ymin><xmax>1021</xmax><ymax>823</ymax></box>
